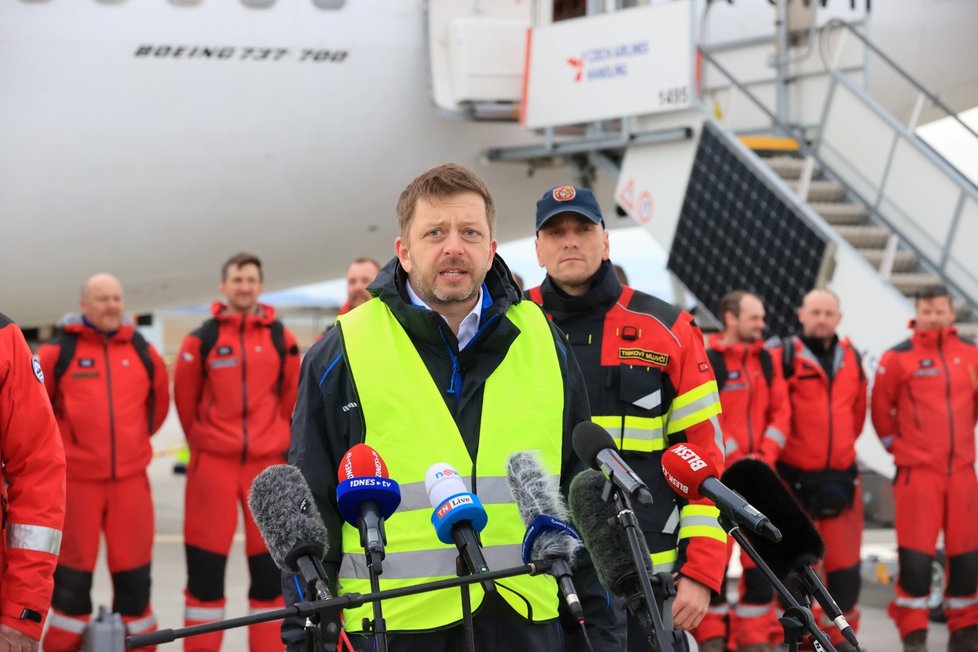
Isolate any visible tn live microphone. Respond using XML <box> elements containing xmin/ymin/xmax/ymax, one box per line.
<box><xmin>425</xmin><ymin>463</ymin><xmax>495</xmax><ymax>592</ymax></box>
<box><xmin>661</xmin><ymin>442</ymin><xmax>782</xmax><ymax>543</ymax></box>
<box><xmin>505</xmin><ymin>451</ymin><xmax>585</xmax><ymax>623</ymax></box>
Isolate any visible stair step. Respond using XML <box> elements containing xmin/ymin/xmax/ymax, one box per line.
<box><xmin>765</xmin><ymin>156</ymin><xmax>811</xmax><ymax>180</ymax></box>
<box><xmin>859</xmin><ymin>249</ymin><xmax>919</xmax><ymax>273</ymax></box>
<box><xmin>890</xmin><ymin>273</ymin><xmax>945</xmax><ymax>296</ymax></box>
<box><xmin>835</xmin><ymin>225</ymin><xmax>891</xmax><ymax>249</ymax></box>
<box><xmin>787</xmin><ymin>179</ymin><xmax>846</xmax><ymax>202</ymax></box>
<box><xmin>810</xmin><ymin>202</ymin><xmax>868</xmax><ymax>225</ymax></box>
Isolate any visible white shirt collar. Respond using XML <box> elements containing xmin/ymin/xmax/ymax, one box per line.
<box><xmin>406</xmin><ymin>281</ymin><xmax>483</xmax><ymax>350</ymax></box>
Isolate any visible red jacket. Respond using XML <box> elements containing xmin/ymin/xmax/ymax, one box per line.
<box><xmin>174</xmin><ymin>303</ymin><xmax>300</xmax><ymax>460</ymax></box>
<box><xmin>707</xmin><ymin>335</ymin><xmax>790</xmax><ymax>467</ymax></box>
<box><xmin>773</xmin><ymin>336</ymin><xmax>867</xmax><ymax>471</ymax></box>
<box><xmin>37</xmin><ymin>317</ymin><xmax>169</xmax><ymax>482</ymax></box>
<box><xmin>0</xmin><ymin>315</ymin><xmax>66</xmax><ymax>640</ymax></box>
<box><xmin>871</xmin><ymin>323</ymin><xmax>978</xmax><ymax>473</ymax></box>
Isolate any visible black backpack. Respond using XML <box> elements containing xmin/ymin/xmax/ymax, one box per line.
<box><xmin>52</xmin><ymin>330</ymin><xmax>156</xmax><ymax>431</ymax></box>
<box><xmin>707</xmin><ymin>347</ymin><xmax>774</xmax><ymax>391</ymax></box>
<box><xmin>194</xmin><ymin>318</ymin><xmax>288</xmax><ymax>394</ymax></box>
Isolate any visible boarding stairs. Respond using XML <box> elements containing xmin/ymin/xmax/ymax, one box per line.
<box><xmin>697</xmin><ymin>17</ymin><xmax>978</xmax><ymax>342</ymax></box>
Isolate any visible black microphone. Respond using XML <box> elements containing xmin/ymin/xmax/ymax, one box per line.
<box><xmin>723</xmin><ymin>458</ymin><xmax>859</xmax><ymax>650</ymax></box>
<box><xmin>661</xmin><ymin>443</ymin><xmax>782</xmax><ymax>543</ymax></box>
<box><xmin>568</xmin><ymin>469</ymin><xmax>655</xmax><ymax>634</ymax></box>
<box><xmin>572</xmin><ymin>421</ymin><xmax>654</xmax><ymax>506</ymax></box>
<box><xmin>249</xmin><ymin>464</ymin><xmax>331</xmax><ymax>600</ymax></box>
<box><xmin>505</xmin><ymin>451</ymin><xmax>585</xmax><ymax>623</ymax></box>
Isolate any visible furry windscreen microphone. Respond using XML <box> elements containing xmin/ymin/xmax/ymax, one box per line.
<box><xmin>249</xmin><ymin>464</ymin><xmax>329</xmax><ymax>573</ymax></box>
<box><xmin>721</xmin><ymin>458</ymin><xmax>824</xmax><ymax>579</ymax></box>
<box><xmin>507</xmin><ymin>451</ymin><xmax>585</xmax><ymax>622</ymax></box>
<box><xmin>505</xmin><ymin>451</ymin><xmax>582</xmax><ymax>563</ymax></box>
<box><xmin>568</xmin><ymin>469</ymin><xmax>652</xmax><ymax>597</ymax></box>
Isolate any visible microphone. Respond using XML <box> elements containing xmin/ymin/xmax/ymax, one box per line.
<box><xmin>568</xmin><ymin>469</ymin><xmax>655</xmax><ymax>634</ymax></box>
<box><xmin>723</xmin><ymin>458</ymin><xmax>859</xmax><ymax>650</ymax></box>
<box><xmin>661</xmin><ymin>443</ymin><xmax>782</xmax><ymax>543</ymax></box>
<box><xmin>505</xmin><ymin>451</ymin><xmax>585</xmax><ymax>623</ymax></box>
<box><xmin>425</xmin><ymin>463</ymin><xmax>495</xmax><ymax>592</ymax></box>
<box><xmin>249</xmin><ymin>464</ymin><xmax>331</xmax><ymax>600</ymax></box>
<box><xmin>572</xmin><ymin>421</ymin><xmax>654</xmax><ymax>506</ymax></box>
<box><xmin>336</xmin><ymin>443</ymin><xmax>401</xmax><ymax>572</ymax></box>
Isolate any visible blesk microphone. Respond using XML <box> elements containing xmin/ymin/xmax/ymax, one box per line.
<box><xmin>568</xmin><ymin>469</ymin><xmax>655</xmax><ymax>632</ymax></box>
<box><xmin>572</xmin><ymin>421</ymin><xmax>654</xmax><ymax>506</ymax></box>
<box><xmin>506</xmin><ymin>451</ymin><xmax>585</xmax><ymax>623</ymax></box>
<box><xmin>336</xmin><ymin>443</ymin><xmax>401</xmax><ymax>569</ymax></box>
<box><xmin>723</xmin><ymin>458</ymin><xmax>858</xmax><ymax>649</ymax></box>
<box><xmin>425</xmin><ymin>463</ymin><xmax>495</xmax><ymax>592</ymax></box>
<box><xmin>661</xmin><ymin>443</ymin><xmax>782</xmax><ymax>542</ymax></box>
<box><xmin>249</xmin><ymin>464</ymin><xmax>331</xmax><ymax>600</ymax></box>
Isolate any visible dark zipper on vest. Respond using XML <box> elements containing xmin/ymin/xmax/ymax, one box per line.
<box><xmin>240</xmin><ymin>320</ymin><xmax>249</xmax><ymax>464</ymax></box>
<box><xmin>937</xmin><ymin>331</ymin><xmax>955</xmax><ymax>474</ymax></box>
<box><xmin>103</xmin><ymin>340</ymin><xmax>117</xmax><ymax>480</ymax></box>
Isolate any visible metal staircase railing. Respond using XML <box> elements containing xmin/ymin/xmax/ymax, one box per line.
<box><xmin>697</xmin><ymin>22</ymin><xmax>978</xmax><ymax>314</ymax></box>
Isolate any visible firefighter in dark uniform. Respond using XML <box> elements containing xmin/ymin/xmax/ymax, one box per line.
<box><xmin>528</xmin><ymin>185</ymin><xmax>727</xmax><ymax>652</ymax></box>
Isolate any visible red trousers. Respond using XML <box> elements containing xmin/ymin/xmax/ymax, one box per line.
<box><xmin>183</xmin><ymin>452</ymin><xmax>283</xmax><ymax>652</ymax></box>
<box><xmin>890</xmin><ymin>466</ymin><xmax>978</xmax><ymax>637</ymax></box>
<box><xmin>44</xmin><ymin>474</ymin><xmax>156</xmax><ymax>652</ymax></box>
<box><xmin>693</xmin><ymin>540</ymin><xmax>778</xmax><ymax>647</ymax></box>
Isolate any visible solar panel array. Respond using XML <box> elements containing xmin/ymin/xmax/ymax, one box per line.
<box><xmin>668</xmin><ymin>122</ymin><xmax>829</xmax><ymax>337</ymax></box>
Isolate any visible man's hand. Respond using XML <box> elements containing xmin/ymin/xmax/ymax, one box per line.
<box><xmin>0</xmin><ymin>624</ymin><xmax>38</xmax><ymax>652</ymax></box>
<box><xmin>671</xmin><ymin>575</ymin><xmax>712</xmax><ymax>631</ymax></box>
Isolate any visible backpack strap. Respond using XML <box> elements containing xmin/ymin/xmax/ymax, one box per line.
<box><xmin>129</xmin><ymin>330</ymin><xmax>157</xmax><ymax>432</ymax></box>
<box><xmin>782</xmin><ymin>336</ymin><xmax>797</xmax><ymax>380</ymax></box>
<box><xmin>706</xmin><ymin>348</ymin><xmax>727</xmax><ymax>391</ymax></box>
<box><xmin>759</xmin><ymin>348</ymin><xmax>774</xmax><ymax>387</ymax></box>
<box><xmin>53</xmin><ymin>332</ymin><xmax>78</xmax><ymax>383</ymax></box>
<box><xmin>269</xmin><ymin>320</ymin><xmax>287</xmax><ymax>395</ymax></box>
<box><xmin>194</xmin><ymin>318</ymin><xmax>221</xmax><ymax>376</ymax></box>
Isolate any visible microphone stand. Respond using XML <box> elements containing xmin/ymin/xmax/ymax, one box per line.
<box><xmin>798</xmin><ymin>565</ymin><xmax>861</xmax><ymax>650</ymax></box>
<box><xmin>602</xmin><ymin>479</ymin><xmax>675</xmax><ymax>652</ymax></box>
<box><xmin>127</xmin><ymin>563</ymin><xmax>545</xmax><ymax>650</ymax></box>
<box><xmin>719</xmin><ymin>516</ymin><xmax>838</xmax><ymax>652</ymax></box>
<box><xmin>359</xmin><ymin>508</ymin><xmax>388</xmax><ymax>652</ymax></box>
<box><xmin>456</xmin><ymin>555</ymin><xmax>477</xmax><ymax>652</ymax></box>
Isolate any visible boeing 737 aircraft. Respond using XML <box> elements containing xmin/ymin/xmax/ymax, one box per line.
<box><xmin>1</xmin><ymin>0</ymin><xmax>976</xmax><ymax>328</ymax></box>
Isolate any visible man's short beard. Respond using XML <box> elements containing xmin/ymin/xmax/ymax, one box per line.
<box><xmin>432</xmin><ymin>284</ymin><xmax>477</xmax><ymax>304</ymax></box>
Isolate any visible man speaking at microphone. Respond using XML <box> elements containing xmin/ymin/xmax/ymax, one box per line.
<box><xmin>528</xmin><ymin>186</ymin><xmax>727</xmax><ymax>651</ymax></box>
<box><xmin>281</xmin><ymin>164</ymin><xmax>593</xmax><ymax>651</ymax></box>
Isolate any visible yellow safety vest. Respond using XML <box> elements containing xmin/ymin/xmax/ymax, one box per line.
<box><xmin>335</xmin><ymin>297</ymin><xmax>564</xmax><ymax>633</ymax></box>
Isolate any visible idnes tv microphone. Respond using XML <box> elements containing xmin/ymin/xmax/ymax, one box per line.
<box><xmin>336</xmin><ymin>444</ymin><xmax>401</xmax><ymax>572</ymax></box>
<box><xmin>661</xmin><ymin>443</ymin><xmax>781</xmax><ymax>542</ymax></box>
<box><xmin>425</xmin><ymin>463</ymin><xmax>495</xmax><ymax>592</ymax></box>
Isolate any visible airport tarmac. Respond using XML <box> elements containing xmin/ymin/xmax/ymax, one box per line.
<box><xmin>73</xmin><ymin>414</ymin><xmax>948</xmax><ymax>651</ymax></box>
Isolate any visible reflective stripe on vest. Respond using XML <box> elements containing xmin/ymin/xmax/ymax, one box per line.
<box><xmin>336</xmin><ymin>298</ymin><xmax>564</xmax><ymax>633</ymax></box>
<box><xmin>592</xmin><ymin>414</ymin><xmax>665</xmax><ymax>453</ymax></box>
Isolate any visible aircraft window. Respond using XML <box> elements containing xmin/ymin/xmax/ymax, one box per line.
<box><xmin>553</xmin><ymin>0</ymin><xmax>586</xmax><ymax>21</ymax></box>
<box><xmin>312</xmin><ymin>0</ymin><xmax>345</xmax><ymax>8</ymax></box>
<box><xmin>169</xmin><ymin>0</ymin><xmax>203</xmax><ymax>5</ymax></box>
<box><xmin>242</xmin><ymin>0</ymin><xmax>276</xmax><ymax>7</ymax></box>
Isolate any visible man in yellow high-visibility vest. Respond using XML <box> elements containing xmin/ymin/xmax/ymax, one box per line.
<box><xmin>281</xmin><ymin>163</ymin><xmax>606</xmax><ymax>651</ymax></box>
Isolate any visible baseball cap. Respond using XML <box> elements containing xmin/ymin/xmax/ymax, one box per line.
<box><xmin>535</xmin><ymin>185</ymin><xmax>604</xmax><ymax>231</ymax></box>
